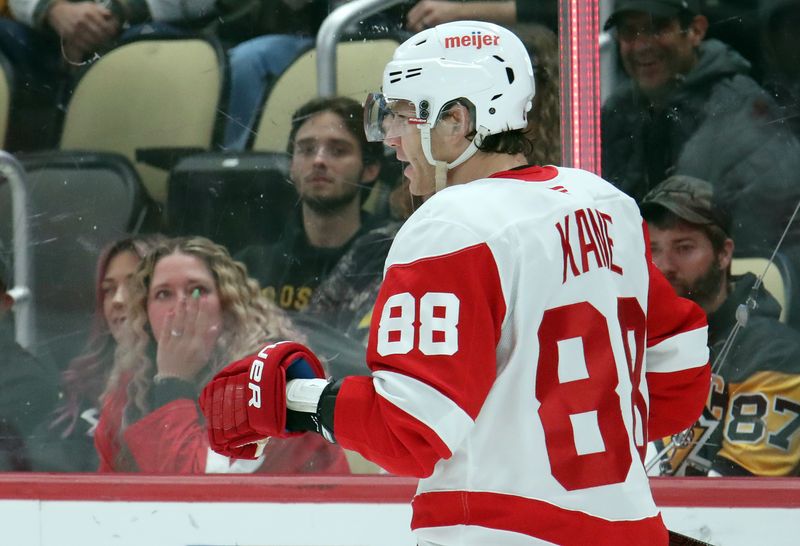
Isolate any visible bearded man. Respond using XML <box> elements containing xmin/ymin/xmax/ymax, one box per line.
<box><xmin>643</xmin><ymin>175</ymin><xmax>800</xmax><ymax>477</ymax></box>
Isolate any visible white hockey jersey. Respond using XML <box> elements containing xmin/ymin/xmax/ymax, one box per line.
<box><xmin>333</xmin><ymin>166</ymin><xmax>710</xmax><ymax>546</ymax></box>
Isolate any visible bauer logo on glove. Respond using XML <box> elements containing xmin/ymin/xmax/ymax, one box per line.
<box><xmin>199</xmin><ymin>341</ymin><xmax>326</xmax><ymax>459</ymax></box>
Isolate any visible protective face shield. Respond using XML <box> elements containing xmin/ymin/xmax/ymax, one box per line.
<box><xmin>365</xmin><ymin>20</ymin><xmax>535</xmax><ymax>192</ymax></box>
<box><xmin>364</xmin><ymin>94</ymin><xmax>428</xmax><ymax>143</ymax></box>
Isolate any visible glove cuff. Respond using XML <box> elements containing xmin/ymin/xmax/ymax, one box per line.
<box><xmin>286</xmin><ymin>378</ymin><xmax>340</xmax><ymax>443</ymax></box>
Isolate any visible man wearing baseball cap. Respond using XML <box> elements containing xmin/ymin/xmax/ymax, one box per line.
<box><xmin>601</xmin><ymin>0</ymin><xmax>800</xmax><ymax>260</ymax></box>
<box><xmin>641</xmin><ymin>175</ymin><xmax>800</xmax><ymax>477</ymax></box>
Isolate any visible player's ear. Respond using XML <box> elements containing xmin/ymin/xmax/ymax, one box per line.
<box><xmin>444</xmin><ymin>103</ymin><xmax>470</xmax><ymax>137</ymax></box>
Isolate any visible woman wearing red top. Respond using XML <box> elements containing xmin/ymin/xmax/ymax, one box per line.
<box><xmin>95</xmin><ymin>236</ymin><xmax>348</xmax><ymax>474</ymax></box>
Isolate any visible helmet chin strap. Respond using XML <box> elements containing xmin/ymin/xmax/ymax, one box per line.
<box><xmin>419</xmin><ymin>125</ymin><xmax>490</xmax><ymax>193</ymax></box>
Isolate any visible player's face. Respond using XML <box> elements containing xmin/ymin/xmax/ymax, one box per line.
<box><xmin>102</xmin><ymin>250</ymin><xmax>141</xmax><ymax>343</ymax></box>
<box><xmin>290</xmin><ymin>111</ymin><xmax>375</xmax><ymax>213</ymax></box>
<box><xmin>648</xmin><ymin>222</ymin><xmax>726</xmax><ymax>311</ymax></box>
<box><xmin>146</xmin><ymin>252</ymin><xmax>222</xmax><ymax>346</ymax></box>
<box><xmin>616</xmin><ymin>12</ymin><xmax>704</xmax><ymax>94</ymax></box>
<box><xmin>383</xmin><ymin>101</ymin><xmax>437</xmax><ymax>195</ymax></box>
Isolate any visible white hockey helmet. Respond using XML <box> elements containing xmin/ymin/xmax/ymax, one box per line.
<box><xmin>364</xmin><ymin>20</ymin><xmax>534</xmax><ymax>155</ymax></box>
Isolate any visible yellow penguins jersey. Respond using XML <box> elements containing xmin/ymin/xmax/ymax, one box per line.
<box><xmin>657</xmin><ymin>273</ymin><xmax>800</xmax><ymax>477</ymax></box>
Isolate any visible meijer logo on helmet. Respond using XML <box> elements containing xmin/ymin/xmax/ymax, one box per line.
<box><xmin>444</xmin><ymin>31</ymin><xmax>500</xmax><ymax>50</ymax></box>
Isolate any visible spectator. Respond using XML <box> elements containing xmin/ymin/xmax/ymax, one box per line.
<box><xmin>26</xmin><ymin>235</ymin><xmax>163</xmax><ymax>472</ymax></box>
<box><xmin>601</xmin><ymin>0</ymin><xmax>800</xmax><ymax>257</ymax></box>
<box><xmin>94</xmin><ymin>236</ymin><xmax>348</xmax><ymax>473</ymax></box>
<box><xmin>405</xmin><ymin>0</ymin><xmax>557</xmax><ymax>33</ymax></box>
<box><xmin>759</xmin><ymin>0</ymin><xmax>800</xmax><ymax>138</ymax></box>
<box><xmin>236</xmin><ymin>96</ymin><xmax>386</xmax><ymax>315</ymax></box>
<box><xmin>0</xmin><ymin>245</ymin><xmax>59</xmax><ymax>470</ymax></box>
<box><xmin>0</xmin><ymin>0</ymin><xmax>220</xmax><ymax>151</ymax></box>
<box><xmin>642</xmin><ymin>175</ymin><xmax>800</xmax><ymax>476</ymax></box>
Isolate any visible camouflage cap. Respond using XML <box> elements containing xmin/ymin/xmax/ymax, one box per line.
<box><xmin>640</xmin><ymin>175</ymin><xmax>732</xmax><ymax>235</ymax></box>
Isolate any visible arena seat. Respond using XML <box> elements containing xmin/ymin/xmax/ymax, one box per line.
<box><xmin>0</xmin><ymin>52</ymin><xmax>12</xmax><ymax>150</ymax></box>
<box><xmin>165</xmin><ymin>151</ymin><xmax>296</xmax><ymax>256</ymax></box>
<box><xmin>731</xmin><ymin>253</ymin><xmax>796</xmax><ymax>324</ymax></box>
<box><xmin>0</xmin><ymin>150</ymin><xmax>159</xmax><ymax>366</ymax></box>
<box><xmin>59</xmin><ymin>35</ymin><xmax>226</xmax><ymax>205</ymax></box>
<box><xmin>250</xmin><ymin>38</ymin><xmax>400</xmax><ymax>152</ymax></box>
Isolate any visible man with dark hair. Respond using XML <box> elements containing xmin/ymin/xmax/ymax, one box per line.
<box><xmin>642</xmin><ymin>175</ymin><xmax>800</xmax><ymax>476</ymax></box>
<box><xmin>237</xmin><ymin>96</ymin><xmax>387</xmax><ymax>315</ymax></box>
<box><xmin>602</xmin><ymin>0</ymin><xmax>800</xmax><ymax>257</ymax></box>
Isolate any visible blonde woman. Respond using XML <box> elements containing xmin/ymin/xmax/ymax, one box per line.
<box><xmin>95</xmin><ymin>236</ymin><xmax>348</xmax><ymax>474</ymax></box>
<box><xmin>28</xmin><ymin>234</ymin><xmax>165</xmax><ymax>472</ymax></box>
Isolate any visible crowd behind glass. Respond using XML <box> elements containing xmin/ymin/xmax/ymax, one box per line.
<box><xmin>0</xmin><ymin>0</ymin><xmax>798</xmax><ymax>478</ymax></box>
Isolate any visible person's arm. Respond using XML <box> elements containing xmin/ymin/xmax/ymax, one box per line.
<box><xmin>407</xmin><ymin>1</ymin><xmax>558</xmax><ymax>33</ymax></box>
<box><xmin>643</xmin><ymin>224</ymin><xmax>711</xmax><ymax>440</ymax></box>
<box><xmin>407</xmin><ymin>0</ymin><xmax>517</xmax><ymax>32</ymax></box>
<box><xmin>45</xmin><ymin>0</ymin><xmax>120</xmax><ymax>61</ymax></box>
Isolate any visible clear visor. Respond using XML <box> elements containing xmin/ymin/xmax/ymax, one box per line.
<box><xmin>363</xmin><ymin>92</ymin><xmax>428</xmax><ymax>142</ymax></box>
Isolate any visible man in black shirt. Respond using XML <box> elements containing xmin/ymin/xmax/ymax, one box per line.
<box><xmin>237</xmin><ymin>96</ymin><xmax>386</xmax><ymax>313</ymax></box>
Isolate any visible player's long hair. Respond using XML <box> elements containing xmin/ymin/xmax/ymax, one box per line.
<box><xmin>50</xmin><ymin>235</ymin><xmax>164</xmax><ymax>438</ymax></box>
<box><xmin>104</xmin><ymin>236</ymin><xmax>300</xmax><ymax>430</ymax></box>
<box><xmin>517</xmin><ymin>22</ymin><xmax>561</xmax><ymax>166</ymax></box>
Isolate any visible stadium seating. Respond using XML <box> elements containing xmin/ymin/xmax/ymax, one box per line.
<box><xmin>0</xmin><ymin>52</ymin><xmax>11</xmax><ymax>150</ymax></box>
<box><xmin>59</xmin><ymin>35</ymin><xmax>227</xmax><ymax>204</ymax></box>
<box><xmin>731</xmin><ymin>253</ymin><xmax>796</xmax><ymax>324</ymax></box>
<box><xmin>0</xmin><ymin>150</ymin><xmax>158</xmax><ymax>365</ymax></box>
<box><xmin>250</xmin><ymin>38</ymin><xmax>400</xmax><ymax>152</ymax></box>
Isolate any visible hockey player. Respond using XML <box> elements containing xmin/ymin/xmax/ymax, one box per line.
<box><xmin>200</xmin><ymin>21</ymin><xmax>711</xmax><ymax>545</ymax></box>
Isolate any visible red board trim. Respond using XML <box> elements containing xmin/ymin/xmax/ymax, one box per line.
<box><xmin>0</xmin><ymin>475</ymin><xmax>798</xmax><ymax>507</ymax></box>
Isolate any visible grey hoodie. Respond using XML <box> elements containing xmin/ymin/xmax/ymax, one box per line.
<box><xmin>602</xmin><ymin>39</ymin><xmax>800</xmax><ymax>255</ymax></box>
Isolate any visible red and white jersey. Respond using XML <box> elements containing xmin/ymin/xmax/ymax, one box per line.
<box><xmin>333</xmin><ymin>166</ymin><xmax>710</xmax><ymax>546</ymax></box>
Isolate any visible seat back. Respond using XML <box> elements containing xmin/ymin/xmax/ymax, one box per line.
<box><xmin>731</xmin><ymin>254</ymin><xmax>795</xmax><ymax>323</ymax></box>
<box><xmin>0</xmin><ymin>52</ymin><xmax>11</xmax><ymax>149</ymax></box>
<box><xmin>166</xmin><ymin>151</ymin><xmax>297</xmax><ymax>256</ymax></box>
<box><xmin>60</xmin><ymin>36</ymin><xmax>225</xmax><ymax>204</ymax></box>
<box><xmin>251</xmin><ymin>38</ymin><xmax>399</xmax><ymax>152</ymax></box>
<box><xmin>0</xmin><ymin>151</ymin><xmax>157</xmax><ymax>365</ymax></box>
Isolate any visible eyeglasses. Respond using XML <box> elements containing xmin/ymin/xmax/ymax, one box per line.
<box><xmin>614</xmin><ymin>17</ymin><xmax>679</xmax><ymax>43</ymax></box>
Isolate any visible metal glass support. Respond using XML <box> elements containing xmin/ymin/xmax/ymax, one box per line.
<box><xmin>0</xmin><ymin>151</ymin><xmax>34</xmax><ymax>350</ymax></box>
<box><xmin>316</xmin><ymin>0</ymin><xmax>407</xmax><ymax>97</ymax></box>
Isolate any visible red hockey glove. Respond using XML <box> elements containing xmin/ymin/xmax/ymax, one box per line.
<box><xmin>199</xmin><ymin>341</ymin><xmax>325</xmax><ymax>459</ymax></box>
